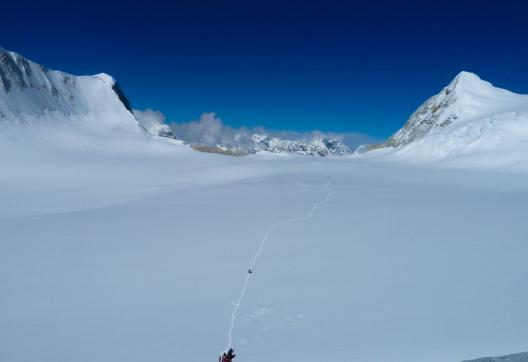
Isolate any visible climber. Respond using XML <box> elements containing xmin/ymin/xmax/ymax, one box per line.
<box><xmin>219</xmin><ymin>348</ymin><xmax>236</xmax><ymax>362</ymax></box>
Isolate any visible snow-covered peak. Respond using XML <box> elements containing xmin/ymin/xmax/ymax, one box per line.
<box><xmin>450</xmin><ymin>71</ymin><xmax>486</xmax><ymax>89</ymax></box>
<box><xmin>93</xmin><ymin>73</ymin><xmax>117</xmax><ymax>86</ymax></box>
<box><xmin>0</xmin><ymin>48</ymin><xmax>142</xmax><ymax>134</ymax></box>
<box><xmin>448</xmin><ymin>71</ymin><xmax>520</xmax><ymax>109</ymax></box>
<box><xmin>380</xmin><ymin>71</ymin><xmax>528</xmax><ymax>149</ymax></box>
<box><xmin>371</xmin><ymin>71</ymin><xmax>528</xmax><ymax>166</ymax></box>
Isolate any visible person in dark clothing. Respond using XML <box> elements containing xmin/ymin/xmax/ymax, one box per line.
<box><xmin>219</xmin><ymin>348</ymin><xmax>236</xmax><ymax>362</ymax></box>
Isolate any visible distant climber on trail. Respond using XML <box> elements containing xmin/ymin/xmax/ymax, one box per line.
<box><xmin>219</xmin><ymin>348</ymin><xmax>236</xmax><ymax>362</ymax></box>
<box><xmin>248</xmin><ymin>269</ymin><xmax>253</xmax><ymax>274</ymax></box>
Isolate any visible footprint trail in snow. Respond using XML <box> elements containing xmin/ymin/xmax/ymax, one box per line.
<box><xmin>226</xmin><ymin>178</ymin><xmax>334</xmax><ymax>349</ymax></box>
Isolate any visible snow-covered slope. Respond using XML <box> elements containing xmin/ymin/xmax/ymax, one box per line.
<box><xmin>463</xmin><ymin>352</ymin><xmax>528</xmax><ymax>362</ymax></box>
<box><xmin>373</xmin><ymin>71</ymin><xmax>528</xmax><ymax>165</ymax></box>
<box><xmin>3</xmin><ymin>143</ymin><xmax>528</xmax><ymax>362</ymax></box>
<box><xmin>0</xmin><ymin>48</ymin><xmax>145</xmax><ymax>135</ymax></box>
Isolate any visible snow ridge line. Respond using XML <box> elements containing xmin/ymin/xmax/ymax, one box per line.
<box><xmin>226</xmin><ymin>178</ymin><xmax>334</xmax><ymax>350</ymax></box>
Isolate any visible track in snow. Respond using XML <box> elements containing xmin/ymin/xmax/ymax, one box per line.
<box><xmin>226</xmin><ymin>178</ymin><xmax>334</xmax><ymax>350</ymax></box>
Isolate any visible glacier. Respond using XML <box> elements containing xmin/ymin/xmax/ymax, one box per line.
<box><xmin>2</xmin><ymin>50</ymin><xmax>528</xmax><ymax>362</ymax></box>
<box><xmin>3</xmin><ymin>139</ymin><xmax>528</xmax><ymax>362</ymax></box>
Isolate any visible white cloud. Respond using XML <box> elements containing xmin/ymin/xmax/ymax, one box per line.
<box><xmin>137</xmin><ymin>110</ymin><xmax>378</xmax><ymax>151</ymax></box>
<box><xmin>170</xmin><ymin>112</ymin><xmax>253</xmax><ymax>148</ymax></box>
<box><xmin>133</xmin><ymin>108</ymin><xmax>167</xmax><ymax>136</ymax></box>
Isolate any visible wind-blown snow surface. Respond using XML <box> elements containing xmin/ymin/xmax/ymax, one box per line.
<box><xmin>463</xmin><ymin>352</ymin><xmax>528</xmax><ymax>362</ymax></box>
<box><xmin>2</xmin><ymin>133</ymin><xmax>528</xmax><ymax>362</ymax></box>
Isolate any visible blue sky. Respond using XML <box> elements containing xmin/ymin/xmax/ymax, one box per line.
<box><xmin>3</xmin><ymin>0</ymin><xmax>528</xmax><ymax>139</ymax></box>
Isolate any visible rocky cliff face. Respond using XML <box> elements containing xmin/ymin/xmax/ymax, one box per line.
<box><xmin>384</xmin><ymin>72</ymin><xmax>468</xmax><ymax>148</ymax></box>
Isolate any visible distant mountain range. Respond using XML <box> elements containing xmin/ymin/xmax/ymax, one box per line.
<box><xmin>4</xmin><ymin>48</ymin><xmax>528</xmax><ymax>162</ymax></box>
<box><xmin>190</xmin><ymin>134</ymin><xmax>351</xmax><ymax>156</ymax></box>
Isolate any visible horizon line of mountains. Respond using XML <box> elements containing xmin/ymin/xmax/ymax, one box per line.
<box><xmin>2</xmin><ymin>47</ymin><xmax>528</xmax><ymax>160</ymax></box>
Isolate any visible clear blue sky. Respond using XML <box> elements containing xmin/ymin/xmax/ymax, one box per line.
<box><xmin>3</xmin><ymin>0</ymin><xmax>528</xmax><ymax>138</ymax></box>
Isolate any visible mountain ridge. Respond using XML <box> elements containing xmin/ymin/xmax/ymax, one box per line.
<box><xmin>0</xmin><ymin>48</ymin><xmax>143</xmax><ymax>134</ymax></box>
<box><xmin>189</xmin><ymin>134</ymin><xmax>352</xmax><ymax>156</ymax></box>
